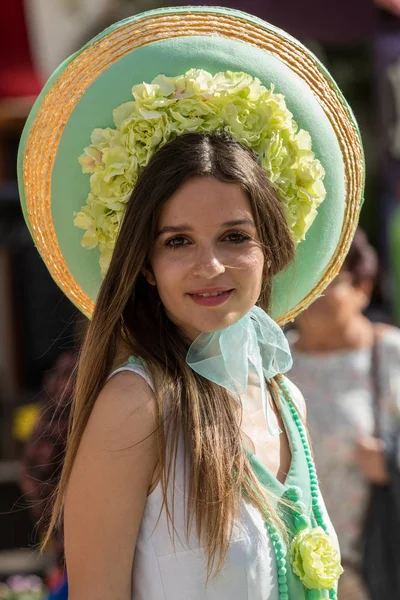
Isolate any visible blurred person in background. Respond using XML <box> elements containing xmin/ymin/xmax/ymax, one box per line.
<box><xmin>288</xmin><ymin>228</ymin><xmax>400</xmax><ymax>599</ymax></box>
<box><xmin>19</xmin><ymin>320</ymin><xmax>87</xmax><ymax>598</ymax></box>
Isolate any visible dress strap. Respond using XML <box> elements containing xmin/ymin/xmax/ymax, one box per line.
<box><xmin>107</xmin><ymin>356</ymin><xmax>154</xmax><ymax>391</ymax></box>
<box><xmin>280</xmin><ymin>376</ymin><xmax>306</xmax><ymax>420</ymax></box>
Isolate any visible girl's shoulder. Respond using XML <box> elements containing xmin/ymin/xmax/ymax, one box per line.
<box><xmin>78</xmin><ymin>364</ymin><xmax>158</xmax><ymax>468</ymax></box>
<box><xmin>108</xmin><ymin>355</ymin><xmax>154</xmax><ymax>391</ymax></box>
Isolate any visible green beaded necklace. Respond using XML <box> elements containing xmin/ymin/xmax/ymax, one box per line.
<box><xmin>261</xmin><ymin>379</ymin><xmax>340</xmax><ymax>600</ymax></box>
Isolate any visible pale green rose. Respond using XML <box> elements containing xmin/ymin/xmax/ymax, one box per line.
<box><xmin>287</xmin><ymin>202</ymin><xmax>318</xmax><ymax>242</ymax></box>
<box><xmin>262</xmin><ymin>135</ymin><xmax>291</xmax><ymax>184</ymax></box>
<box><xmin>269</xmin><ymin>107</ymin><xmax>295</xmax><ymax>133</ymax></box>
<box><xmin>182</xmin><ymin>69</ymin><xmax>214</xmax><ymax>96</ymax></box>
<box><xmin>151</xmin><ymin>74</ymin><xmax>176</xmax><ymax>97</ymax></box>
<box><xmin>101</xmin><ymin>147</ymin><xmax>131</xmax><ymax>182</ymax></box>
<box><xmin>90</xmin><ymin>172</ymin><xmax>133</xmax><ymax>203</ymax></box>
<box><xmin>120</xmin><ymin>115</ymin><xmax>172</xmax><ymax>159</ymax></box>
<box><xmin>309</xmin><ymin>179</ymin><xmax>326</xmax><ymax>202</ymax></box>
<box><xmin>244</xmin><ymin>104</ymin><xmax>273</xmax><ymax>139</ymax></box>
<box><xmin>74</xmin><ymin>209</ymin><xmax>96</xmax><ymax>241</ymax></box>
<box><xmin>74</xmin><ymin>206</ymin><xmax>99</xmax><ymax>248</ymax></box>
<box><xmin>89</xmin><ymin>209</ymin><xmax>123</xmax><ymax>256</ymax></box>
<box><xmin>296</xmin><ymin>158</ymin><xmax>325</xmax><ymax>185</ymax></box>
<box><xmin>113</xmin><ymin>101</ymin><xmax>137</xmax><ymax>128</ymax></box>
<box><xmin>247</xmin><ymin>77</ymin><xmax>266</xmax><ymax>102</ymax></box>
<box><xmin>120</xmin><ymin>113</ymin><xmax>175</xmax><ymax>166</ymax></box>
<box><xmin>290</xmin><ymin>527</ymin><xmax>343</xmax><ymax>590</ymax></box>
<box><xmin>168</xmin><ymin>111</ymin><xmax>207</xmax><ymax>132</ymax></box>
<box><xmin>78</xmin><ymin>146</ymin><xmax>104</xmax><ymax>173</ymax></box>
<box><xmin>91</xmin><ymin>127</ymin><xmax>118</xmax><ymax>146</ymax></box>
<box><xmin>139</xmin><ymin>108</ymin><xmax>166</xmax><ymax>120</ymax></box>
<box><xmin>83</xmin><ymin>199</ymin><xmax>123</xmax><ymax>275</ymax></box>
<box><xmin>295</xmin><ymin>129</ymin><xmax>312</xmax><ymax>151</ymax></box>
<box><xmin>131</xmin><ymin>81</ymin><xmax>160</xmax><ymax>104</ymax></box>
<box><xmin>99</xmin><ymin>246</ymin><xmax>114</xmax><ymax>277</ymax></box>
<box><xmin>211</xmin><ymin>71</ymin><xmax>254</xmax><ymax>98</ymax></box>
<box><xmin>131</xmin><ymin>85</ymin><xmax>170</xmax><ymax>114</ymax></box>
<box><xmin>81</xmin><ymin>228</ymin><xmax>99</xmax><ymax>249</ymax></box>
<box><xmin>171</xmin><ymin>97</ymin><xmax>218</xmax><ymax>118</ymax></box>
<box><xmin>220</xmin><ymin>98</ymin><xmax>252</xmax><ymax>135</ymax></box>
<box><xmin>169</xmin><ymin>100</ymin><xmax>222</xmax><ymax>134</ymax></box>
<box><xmin>73</xmin><ymin>210</ymin><xmax>92</xmax><ymax>231</ymax></box>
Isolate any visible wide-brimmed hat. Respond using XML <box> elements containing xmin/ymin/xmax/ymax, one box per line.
<box><xmin>18</xmin><ymin>6</ymin><xmax>364</xmax><ymax>324</ymax></box>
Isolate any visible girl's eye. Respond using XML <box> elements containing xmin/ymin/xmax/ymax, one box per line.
<box><xmin>223</xmin><ymin>232</ymin><xmax>252</xmax><ymax>244</ymax></box>
<box><xmin>165</xmin><ymin>236</ymin><xmax>191</xmax><ymax>249</ymax></box>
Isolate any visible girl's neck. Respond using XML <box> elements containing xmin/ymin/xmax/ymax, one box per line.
<box><xmin>294</xmin><ymin>314</ymin><xmax>374</xmax><ymax>354</ymax></box>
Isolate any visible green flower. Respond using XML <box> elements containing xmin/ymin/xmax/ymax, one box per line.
<box><xmin>76</xmin><ymin>69</ymin><xmax>326</xmax><ymax>274</ymax></box>
<box><xmin>290</xmin><ymin>527</ymin><xmax>343</xmax><ymax>590</ymax></box>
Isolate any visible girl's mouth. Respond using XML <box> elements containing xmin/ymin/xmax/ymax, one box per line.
<box><xmin>188</xmin><ymin>289</ymin><xmax>234</xmax><ymax>307</ymax></box>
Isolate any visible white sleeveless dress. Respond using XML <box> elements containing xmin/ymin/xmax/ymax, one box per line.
<box><xmin>108</xmin><ymin>362</ymin><xmax>335</xmax><ymax>600</ymax></box>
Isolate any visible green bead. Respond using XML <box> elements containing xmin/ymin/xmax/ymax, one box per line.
<box><xmin>278</xmin><ymin>576</ymin><xmax>287</xmax><ymax>584</ymax></box>
<box><xmin>294</xmin><ymin>501</ymin><xmax>307</xmax><ymax>514</ymax></box>
<box><xmin>307</xmin><ymin>590</ymin><xmax>322</xmax><ymax>600</ymax></box>
<box><xmin>277</xmin><ymin>557</ymin><xmax>286</xmax><ymax>567</ymax></box>
<box><xmin>284</xmin><ymin>486</ymin><xmax>302</xmax><ymax>502</ymax></box>
<box><xmin>293</xmin><ymin>514</ymin><xmax>311</xmax><ymax>532</ymax></box>
<box><xmin>280</xmin><ymin>594</ymin><xmax>289</xmax><ymax>600</ymax></box>
<box><xmin>278</xmin><ymin>566</ymin><xmax>287</xmax><ymax>576</ymax></box>
<box><xmin>313</xmin><ymin>513</ymin><xmax>323</xmax><ymax>524</ymax></box>
<box><xmin>329</xmin><ymin>590</ymin><xmax>336</xmax><ymax>599</ymax></box>
<box><xmin>279</xmin><ymin>584</ymin><xmax>288</xmax><ymax>593</ymax></box>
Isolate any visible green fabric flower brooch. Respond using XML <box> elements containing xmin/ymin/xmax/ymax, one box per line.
<box><xmin>290</xmin><ymin>526</ymin><xmax>343</xmax><ymax>593</ymax></box>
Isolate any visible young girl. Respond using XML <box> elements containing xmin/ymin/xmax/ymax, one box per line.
<box><xmin>18</xmin><ymin>6</ymin><xmax>364</xmax><ymax>599</ymax></box>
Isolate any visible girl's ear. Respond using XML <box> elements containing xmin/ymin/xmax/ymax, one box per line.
<box><xmin>142</xmin><ymin>267</ymin><xmax>157</xmax><ymax>286</ymax></box>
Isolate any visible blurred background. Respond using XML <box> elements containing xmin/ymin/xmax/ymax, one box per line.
<box><xmin>1</xmin><ymin>1</ymin><xmax>400</xmax><ymax>599</ymax></box>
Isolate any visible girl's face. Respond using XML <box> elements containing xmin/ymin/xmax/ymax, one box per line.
<box><xmin>148</xmin><ymin>176</ymin><xmax>265</xmax><ymax>340</ymax></box>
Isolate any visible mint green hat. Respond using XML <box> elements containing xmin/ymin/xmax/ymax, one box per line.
<box><xmin>18</xmin><ymin>6</ymin><xmax>364</xmax><ymax>324</ymax></box>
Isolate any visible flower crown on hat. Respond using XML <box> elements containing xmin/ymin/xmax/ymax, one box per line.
<box><xmin>74</xmin><ymin>69</ymin><xmax>326</xmax><ymax>276</ymax></box>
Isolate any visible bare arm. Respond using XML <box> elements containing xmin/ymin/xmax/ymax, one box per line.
<box><xmin>64</xmin><ymin>371</ymin><xmax>158</xmax><ymax>600</ymax></box>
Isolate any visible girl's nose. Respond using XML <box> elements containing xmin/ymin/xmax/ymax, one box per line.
<box><xmin>192</xmin><ymin>247</ymin><xmax>226</xmax><ymax>279</ymax></box>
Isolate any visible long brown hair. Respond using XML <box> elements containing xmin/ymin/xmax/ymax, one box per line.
<box><xmin>46</xmin><ymin>132</ymin><xmax>296</xmax><ymax>576</ymax></box>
